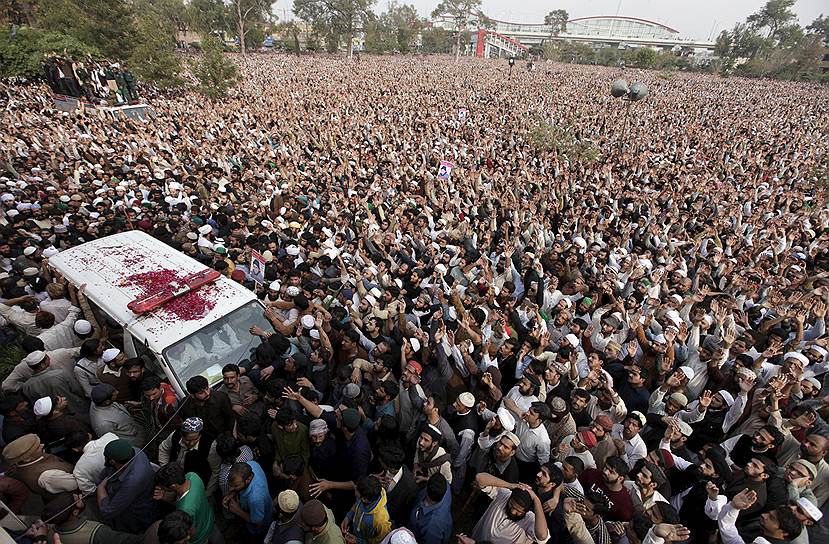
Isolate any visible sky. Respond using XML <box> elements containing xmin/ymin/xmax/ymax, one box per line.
<box><xmin>276</xmin><ymin>0</ymin><xmax>827</xmax><ymax>41</ymax></box>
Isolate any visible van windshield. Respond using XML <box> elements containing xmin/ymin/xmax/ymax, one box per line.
<box><xmin>161</xmin><ymin>301</ymin><xmax>274</xmax><ymax>388</ymax></box>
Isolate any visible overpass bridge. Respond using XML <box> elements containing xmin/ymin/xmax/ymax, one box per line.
<box><xmin>493</xmin><ymin>17</ymin><xmax>715</xmax><ymax>51</ymax></box>
<box><xmin>433</xmin><ymin>15</ymin><xmax>717</xmax><ymax>57</ymax></box>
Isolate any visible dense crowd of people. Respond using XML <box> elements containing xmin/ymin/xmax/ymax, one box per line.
<box><xmin>0</xmin><ymin>53</ymin><xmax>828</xmax><ymax>544</ymax></box>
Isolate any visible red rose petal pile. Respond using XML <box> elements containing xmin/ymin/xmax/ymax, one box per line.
<box><xmin>124</xmin><ymin>269</ymin><xmax>216</xmax><ymax>321</ymax></box>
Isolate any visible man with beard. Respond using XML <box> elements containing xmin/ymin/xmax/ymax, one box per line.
<box><xmin>376</xmin><ymin>445</ymin><xmax>417</xmax><ymax>528</ymax></box>
<box><xmin>579</xmin><ymin>456</ymin><xmax>635</xmax><ymax>521</ymax></box>
<box><xmin>179</xmin><ymin>376</ymin><xmax>235</xmax><ymax>441</ymax></box>
<box><xmin>798</xmin><ymin>433</ymin><xmax>829</xmax><ymax>507</ymax></box>
<box><xmin>706</xmin><ymin>456</ymin><xmax>774</xmax><ymax>525</ymax></box>
<box><xmin>686</xmin><ymin>390</ymin><xmax>733</xmax><ymax>451</ymax></box>
<box><xmin>533</xmin><ymin>463</ymin><xmax>572</xmax><ymax>544</ymax></box>
<box><xmin>471</xmin><ymin>472</ymin><xmax>550</xmax><ymax>544</ymax></box>
<box><xmin>446</xmin><ymin>391</ymin><xmax>479</xmax><ymax>492</ymax></box>
<box><xmin>677</xmin><ymin>448</ymin><xmax>731</xmax><ymax>543</ymax></box>
<box><xmin>545</xmin><ymin>396</ymin><xmax>577</xmax><ymax>449</ymax></box>
<box><xmin>475</xmin><ymin>406</ymin><xmax>516</xmax><ymax>453</ymax></box>
<box><xmin>469</xmin><ymin>432</ymin><xmax>522</xmax><ymax>485</ymax></box>
<box><xmin>397</xmin><ymin>360</ymin><xmax>426</xmax><ymax>447</ymax></box>
<box><xmin>626</xmin><ymin>461</ymin><xmax>670</xmax><ymax>512</ymax></box>
<box><xmin>308</xmin><ymin>418</ymin><xmax>338</xmax><ymax>483</ymax></box>
<box><xmin>420</xmin><ymin>395</ymin><xmax>459</xmax><ymax>459</ymax></box>
<box><xmin>413</xmin><ymin>424</ymin><xmax>452</xmax><ymax>486</ymax></box>
<box><xmin>722</xmin><ymin>425</ymin><xmax>785</xmax><ymax>468</ymax></box>
<box><xmin>504</xmin><ymin>374</ymin><xmax>541</xmax><ymax>414</ymax></box>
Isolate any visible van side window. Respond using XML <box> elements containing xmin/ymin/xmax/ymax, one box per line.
<box><xmin>133</xmin><ymin>336</ymin><xmax>164</xmax><ymax>377</ymax></box>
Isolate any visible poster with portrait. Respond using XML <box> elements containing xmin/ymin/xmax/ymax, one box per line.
<box><xmin>250</xmin><ymin>250</ymin><xmax>266</xmax><ymax>286</ymax></box>
<box><xmin>437</xmin><ymin>160</ymin><xmax>454</xmax><ymax>180</ymax></box>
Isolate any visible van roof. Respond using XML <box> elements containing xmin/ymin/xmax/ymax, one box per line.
<box><xmin>48</xmin><ymin>231</ymin><xmax>258</xmax><ymax>355</ymax></box>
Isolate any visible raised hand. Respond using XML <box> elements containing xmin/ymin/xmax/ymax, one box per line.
<box><xmin>731</xmin><ymin>488</ymin><xmax>757</xmax><ymax>510</ymax></box>
<box><xmin>652</xmin><ymin>524</ymin><xmax>691</xmax><ymax>542</ymax></box>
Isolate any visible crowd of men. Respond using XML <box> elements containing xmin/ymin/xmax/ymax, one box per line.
<box><xmin>0</xmin><ymin>53</ymin><xmax>828</xmax><ymax>544</ymax></box>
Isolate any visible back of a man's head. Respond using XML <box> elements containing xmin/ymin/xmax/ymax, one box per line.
<box><xmin>356</xmin><ymin>475</ymin><xmax>382</xmax><ymax>503</ymax></box>
<box><xmin>158</xmin><ymin>511</ymin><xmax>193</xmax><ymax>544</ymax></box>
<box><xmin>426</xmin><ymin>473</ymin><xmax>447</xmax><ymax>503</ymax></box>
<box><xmin>156</xmin><ymin>462</ymin><xmax>187</xmax><ymax>488</ymax></box>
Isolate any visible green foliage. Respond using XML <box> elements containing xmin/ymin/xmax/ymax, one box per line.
<box><xmin>0</xmin><ymin>0</ymin><xmax>37</xmax><ymax>26</ymax></box>
<box><xmin>293</xmin><ymin>0</ymin><xmax>376</xmax><ymax>57</ymax></box>
<box><xmin>187</xmin><ymin>0</ymin><xmax>231</xmax><ymax>34</ymax></box>
<box><xmin>713</xmin><ymin>1</ymin><xmax>825</xmax><ymax>81</ymax></box>
<box><xmin>229</xmin><ymin>0</ymin><xmax>272</xmax><ymax>54</ymax></box>
<box><xmin>364</xmin><ymin>1</ymin><xmax>421</xmax><ymax>53</ymax></box>
<box><xmin>542</xmin><ymin>40</ymin><xmax>595</xmax><ymax>63</ymax></box>
<box><xmin>192</xmin><ymin>36</ymin><xmax>237</xmax><ymax>99</ymax></box>
<box><xmin>431</xmin><ymin>0</ymin><xmax>486</xmax><ymax>59</ymax></box>
<box><xmin>634</xmin><ymin>48</ymin><xmax>657</xmax><ymax>68</ymax></box>
<box><xmin>746</xmin><ymin>0</ymin><xmax>797</xmax><ymax>40</ymax></box>
<box><xmin>0</xmin><ymin>344</ymin><xmax>25</xmax><ymax>384</ymax></box>
<box><xmin>37</xmin><ymin>0</ymin><xmax>134</xmax><ymax>59</ymax></box>
<box><xmin>0</xmin><ymin>26</ymin><xmax>99</xmax><ymax>79</ymax></box>
<box><xmin>807</xmin><ymin>15</ymin><xmax>829</xmax><ymax>43</ymax></box>
<box><xmin>544</xmin><ymin>9</ymin><xmax>568</xmax><ymax>37</ymax></box>
<box><xmin>527</xmin><ymin>114</ymin><xmax>599</xmax><ymax>163</ymax></box>
<box><xmin>420</xmin><ymin>26</ymin><xmax>451</xmax><ymax>54</ymax></box>
<box><xmin>128</xmin><ymin>0</ymin><xmax>183</xmax><ymax>88</ymax></box>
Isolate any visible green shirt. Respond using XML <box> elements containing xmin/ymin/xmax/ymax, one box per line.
<box><xmin>176</xmin><ymin>473</ymin><xmax>214</xmax><ymax>544</ymax></box>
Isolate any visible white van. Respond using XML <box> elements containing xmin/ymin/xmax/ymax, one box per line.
<box><xmin>48</xmin><ymin>231</ymin><xmax>273</xmax><ymax>397</ymax></box>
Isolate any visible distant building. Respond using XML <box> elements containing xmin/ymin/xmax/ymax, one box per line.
<box><xmin>433</xmin><ymin>14</ymin><xmax>715</xmax><ymax>56</ymax></box>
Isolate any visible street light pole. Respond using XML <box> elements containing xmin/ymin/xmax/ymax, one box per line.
<box><xmin>610</xmin><ymin>79</ymin><xmax>648</xmax><ymax>153</ymax></box>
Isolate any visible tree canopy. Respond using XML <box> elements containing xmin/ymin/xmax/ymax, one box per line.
<box><xmin>714</xmin><ymin>1</ymin><xmax>827</xmax><ymax>80</ymax></box>
<box><xmin>431</xmin><ymin>0</ymin><xmax>489</xmax><ymax>61</ymax></box>
<box><xmin>293</xmin><ymin>0</ymin><xmax>376</xmax><ymax>58</ymax></box>
<box><xmin>544</xmin><ymin>9</ymin><xmax>568</xmax><ymax>37</ymax></box>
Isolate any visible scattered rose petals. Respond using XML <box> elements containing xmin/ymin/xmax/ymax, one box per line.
<box><xmin>124</xmin><ymin>269</ymin><xmax>216</xmax><ymax>321</ymax></box>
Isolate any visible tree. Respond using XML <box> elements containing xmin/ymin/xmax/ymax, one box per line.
<box><xmin>293</xmin><ymin>0</ymin><xmax>376</xmax><ymax>59</ymax></box>
<box><xmin>274</xmin><ymin>20</ymin><xmax>302</xmax><ymax>54</ymax></box>
<box><xmin>634</xmin><ymin>48</ymin><xmax>657</xmax><ymax>68</ymax></box>
<box><xmin>544</xmin><ymin>9</ymin><xmax>568</xmax><ymax>38</ymax></box>
<box><xmin>129</xmin><ymin>0</ymin><xmax>183</xmax><ymax>88</ymax></box>
<box><xmin>527</xmin><ymin>114</ymin><xmax>599</xmax><ymax>163</ymax></box>
<box><xmin>0</xmin><ymin>0</ymin><xmax>37</xmax><ymax>25</ymax></box>
<box><xmin>807</xmin><ymin>14</ymin><xmax>829</xmax><ymax>43</ymax></box>
<box><xmin>186</xmin><ymin>0</ymin><xmax>231</xmax><ymax>35</ymax></box>
<box><xmin>747</xmin><ymin>0</ymin><xmax>797</xmax><ymax>40</ymax></box>
<box><xmin>431</xmin><ymin>0</ymin><xmax>487</xmax><ymax>61</ymax></box>
<box><xmin>364</xmin><ymin>17</ymin><xmax>393</xmax><ymax>53</ymax></box>
<box><xmin>0</xmin><ymin>26</ymin><xmax>97</xmax><ymax>79</ymax></box>
<box><xmin>421</xmin><ymin>26</ymin><xmax>450</xmax><ymax>54</ymax></box>
<box><xmin>37</xmin><ymin>0</ymin><xmax>135</xmax><ymax>59</ymax></box>
<box><xmin>714</xmin><ymin>29</ymin><xmax>732</xmax><ymax>58</ymax></box>
<box><xmin>386</xmin><ymin>1</ymin><xmax>421</xmax><ymax>53</ymax></box>
<box><xmin>192</xmin><ymin>36</ymin><xmax>237</xmax><ymax>99</ymax></box>
<box><xmin>231</xmin><ymin>0</ymin><xmax>271</xmax><ymax>55</ymax></box>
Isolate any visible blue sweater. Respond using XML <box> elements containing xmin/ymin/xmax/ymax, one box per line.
<box><xmin>239</xmin><ymin>461</ymin><xmax>273</xmax><ymax>534</ymax></box>
<box><xmin>408</xmin><ymin>487</ymin><xmax>453</xmax><ymax>544</ymax></box>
